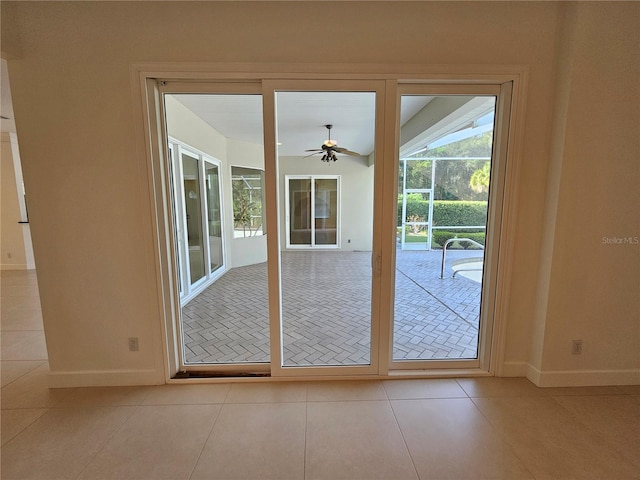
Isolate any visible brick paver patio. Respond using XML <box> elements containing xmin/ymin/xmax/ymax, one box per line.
<box><xmin>181</xmin><ymin>249</ymin><xmax>484</xmax><ymax>365</ymax></box>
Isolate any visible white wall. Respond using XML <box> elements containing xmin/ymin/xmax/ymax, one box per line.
<box><xmin>1</xmin><ymin>1</ymin><xmax>637</xmax><ymax>386</ymax></box>
<box><xmin>227</xmin><ymin>138</ymin><xmax>267</xmax><ymax>268</ymax></box>
<box><xmin>164</xmin><ymin>95</ymin><xmax>227</xmax><ymax>159</ymax></box>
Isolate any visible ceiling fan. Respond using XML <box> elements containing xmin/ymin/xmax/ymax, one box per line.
<box><xmin>305</xmin><ymin>124</ymin><xmax>361</xmax><ymax>162</ymax></box>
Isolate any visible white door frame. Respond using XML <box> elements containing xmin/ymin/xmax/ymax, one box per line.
<box><xmin>265</xmin><ymin>79</ymin><xmax>385</xmax><ymax>378</ymax></box>
<box><xmin>169</xmin><ymin>139</ymin><xmax>226</xmax><ymax>306</ymax></box>
<box><xmin>388</xmin><ymin>82</ymin><xmax>513</xmax><ymax>372</ymax></box>
<box><xmin>133</xmin><ymin>65</ymin><xmax>525</xmax><ymax>381</ymax></box>
<box><xmin>285</xmin><ymin>174</ymin><xmax>341</xmax><ymax>249</ymax></box>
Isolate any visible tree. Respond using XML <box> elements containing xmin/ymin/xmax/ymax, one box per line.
<box><xmin>429</xmin><ymin>131</ymin><xmax>493</xmax><ymax>158</ymax></box>
<box><xmin>469</xmin><ymin>161</ymin><xmax>491</xmax><ymax>193</ymax></box>
<box><xmin>398</xmin><ymin>160</ymin><xmax>432</xmax><ymax>197</ymax></box>
<box><xmin>415</xmin><ymin>131</ymin><xmax>493</xmax><ymax>201</ymax></box>
<box><xmin>232</xmin><ymin>180</ymin><xmax>257</xmax><ymax>235</ymax></box>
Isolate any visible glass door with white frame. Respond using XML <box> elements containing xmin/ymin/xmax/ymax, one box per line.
<box><xmin>392</xmin><ymin>88</ymin><xmax>507</xmax><ymax>370</ymax></box>
<box><xmin>273</xmin><ymin>87</ymin><xmax>381</xmax><ymax>373</ymax></box>
<box><xmin>164</xmin><ymin>89</ymin><xmax>269</xmax><ymax>370</ymax></box>
<box><xmin>181</xmin><ymin>149</ymin><xmax>207</xmax><ymax>287</ymax></box>
<box><xmin>205</xmin><ymin>162</ymin><xmax>223</xmax><ymax>273</ymax></box>
<box><xmin>169</xmin><ymin>143</ymin><xmax>225</xmax><ymax>301</ymax></box>
<box><xmin>152</xmin><ymin>79</ymin><xmax>511</xmax><ymax>378</ymax></box>
<box><xmin>286</xmin><ymin>175</ymin><xmax>340</xmax><ymax>248</ymax></box>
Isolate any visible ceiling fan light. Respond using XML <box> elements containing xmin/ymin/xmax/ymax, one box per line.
<box><xmin>323</xmin><ymin>139</ymin><xmax>337</xmax><ymax>148</ymax></box>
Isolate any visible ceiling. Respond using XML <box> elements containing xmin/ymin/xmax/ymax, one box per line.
<box><xmin>173</xmin><ymin>92</ymin><xmax>431</xmax><ymax>157</ymax></box>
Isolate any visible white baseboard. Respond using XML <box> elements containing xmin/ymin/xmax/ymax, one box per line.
<box><xmin>1</xmin><ymin>263</ymin><xmax>29</xmax><ymax>271</ymax></box>
<box><xmin>526</xmin><ymin>363</ymin><xmax>542</xmax><ymax>385</ymax></box>
<box><xmin>526</xmin><ymin>364</ymin><xmax>640</xmax><ymax>387</ymax></box>
<box><xmin>48</xmin><ymin>368</ymin><xmax>165</xmax><ymax>388</ymax></box>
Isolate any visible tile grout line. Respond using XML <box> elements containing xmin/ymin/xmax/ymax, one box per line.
<box><xmin>387</xmin><ymin>398</ymin><xmax>422</xmax><ymax>480</ymax></box>
<box><xmin>454</xmin><ymin>378</ymin><xmax>471</xmax><ymax>398</ymax></box>
<box><xmin>0</xmin><ymin>359</ymin><xmax>47</xmax><ymax>389</ymax></box>
<box><xmin>466</xmin><ymin>395</ymin><xmax>539</xmax><ymax>480</ymax></box>
<box><xmin>186</xmin><ymin>400</ymin><xmax>225</xmax><ymax>480</ymax></box>
<box><xmin>0</xmin><ymin>407</ymin><xmax>49</xmax><ymax>449</ymax></box>
<box><xmin>71</xmin><ymin>403</ymin><xmax>140</xmax><ymax>480</ymax></box>
<box><xmin>382</xmin><ymin>380</ymin><xmax>424</xmax><ymax>479</ymax></box>
<box><xmin>183</xmin><ymin>383</ymin><xmax>232</xmax><ymax>478</ymax></box>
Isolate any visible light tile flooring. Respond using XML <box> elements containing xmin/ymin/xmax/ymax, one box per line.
<box><xmin>183</xmin><ymin>250</ymin><xmax>483</xmax><ymax>365</ymax></box>
<box><xmin>3</xmin><ymin>270</ymin><xmax>640</xmax><ymax>480</ymax></box>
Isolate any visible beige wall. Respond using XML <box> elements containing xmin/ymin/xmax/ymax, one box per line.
<box><xmin>530</xmin><ymin>3</ymin><xmax>640</xmax><ymax>385</ymax></box>
<box><xmin>1</xmin><ymin>132</ymin><xmax>35</xmax><ymax>270</ymax></box>
<box><xmin>1</xmin><ymin>1</ymin><xmax>637</xmax><ymax>386</ymax></box>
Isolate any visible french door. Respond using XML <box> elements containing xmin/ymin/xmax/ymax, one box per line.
<box><xmin>148</xmin><ymin>75</ymin><xmax>514</xmax><ymax>378</ymax></box>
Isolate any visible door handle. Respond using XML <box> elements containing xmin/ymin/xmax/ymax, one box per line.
<box><xmin>371</xmin><ymin>252</ymin><xmax>382</xmax><ymax>278</ymax></box>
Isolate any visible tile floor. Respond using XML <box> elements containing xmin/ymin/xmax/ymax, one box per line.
<box><xmin>183</xmin><ymin>249</ymin><xmax>483</xmax><ymax>365</ymax></box>
<box><xmin>2</xmin><ymin>270</ymin><xmax>640</xmax><ymax>480</ymax></box>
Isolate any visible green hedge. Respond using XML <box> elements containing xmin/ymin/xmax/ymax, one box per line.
<box><xmin>398</xmin><ymin>197</ymin><xmax>488</xmax><ymax>227</ymax></box>
<box><xmin>431</xmin><ymin>231</ymin><xmax>485</xmax><ymax>249</ymax></box>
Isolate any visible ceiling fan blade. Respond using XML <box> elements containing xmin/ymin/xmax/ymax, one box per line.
<box><xmin>302</xmin><ymin>152</ymin><xmax>321</xmax><ymax>159</ymax></box>
<box><xmin>305</xmin><ymin>149</ymin><xmax>323</xmax><ymax>152</ymax></box>
<box><xmin>334</xmin><ymin>147</ymin><xmax>361</xmax><ymax>156</ymax></box>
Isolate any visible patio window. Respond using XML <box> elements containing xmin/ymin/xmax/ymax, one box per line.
<box><xmin>231</xmin><ymin>166</ymin><xmax>265</xmax><ymax>238</ymax></box>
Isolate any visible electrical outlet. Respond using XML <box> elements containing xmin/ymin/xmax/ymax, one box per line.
<box><xmin>128</xmin><ymin>337</ymin><xmax>139</xmax><ymax>352</ymax></box>
<box><xmin>571</xmin><ymin>339</ymin><xmax>583</xmax><ymax>355</ymax></box>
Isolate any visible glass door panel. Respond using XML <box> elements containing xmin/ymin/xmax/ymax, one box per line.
<box><xmin>401</xmin><ymin>190</ymin><xmax>432</xmax><ymax>250</ymax></box>
<box><xmin>205</xmin><ymin>163</ymin><xmax>223</xmax><ymax>273</ymax></box>
<box><xmin>163</xmin><ymin>91</ymin><xmax>269</xmax><ymax>369</ymax></box>
<box><xmin>275</xmin><ymin>90</ymin><xmax>376</xmax><ymax>368</ymax></box>
<box><xmin>314</xmin><ymin>178</ymin><xmax>338</xmax><ymax>246</ymax></box>
<box><xmin>288</xmin><ymin>178</ymin><xmax>312</xmax><ymax>246</ymax></box>
<box><xmin>181</xmin><ymin>152</ymin><xmax>205</xmax><ymax>285</ymax></box>
<box><xmin>286</xmin><ymin>176</ymin><xmax>339</xmax><ymax>248</ymax></box>
<box><xmin>393</xmin><ymin>94</ymin><xmax>496</xmax><ymax>364</ymax></box>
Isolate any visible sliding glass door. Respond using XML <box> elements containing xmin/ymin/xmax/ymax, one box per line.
<box><xmin>164</xmin><ymin>91</ymin><xmax>270</xmax><ymax>370</ymax></box>
<box><xmin>270</xmin><ymin>85</ymin><xmax>382</xmax><ymax>375</ymax></box>
<box><xmin>150</xmin><ymin>77</ymin><xmax>513</xmax><ymax>378</ymax></box>
<box><xmin>391</xmin><ymin>84</ymin><xmax>511</xmax><ymax>371</ymax></box>
<box><xmin>205</xmin><ymin>163</ymin><xmax>223</xmax><ymax>274</ymax></box>
<box><xmin>168</xmin><ymin>141</ymin><xmax>225</xmax><ymax>302</ymax></box>
<box><xmin>286</xmin><ymin>176</ymin><xmax>340</xmax><ymax>248</ymax></box>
